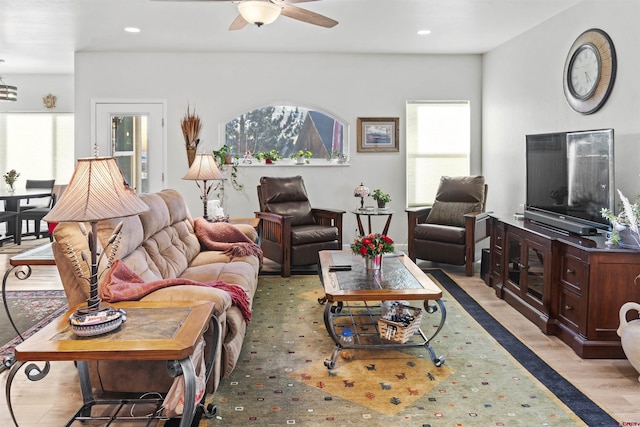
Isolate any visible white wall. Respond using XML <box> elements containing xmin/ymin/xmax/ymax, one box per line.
<box><xmin>0</xmin><ymin>74</ymin><xmax>73</xmax><ymax>113</ymax></box>
<box><xmin>483</xmin><ymin>0</ymin><xmax>640</xmax><ymax>216</ymax></box>
<box><xmin>75</xmin><ymin>52</ymin><xmax>482</xmax><ymax>247</ymax></box>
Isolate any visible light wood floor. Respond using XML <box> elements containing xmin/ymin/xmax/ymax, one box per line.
<box><xmin>1</xmin><ymin>251</ymin><xmax>639</xmax><ymax>425</ymax></box>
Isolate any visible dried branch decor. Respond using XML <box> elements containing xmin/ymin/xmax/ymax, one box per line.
<box><xmin>182</xmin><ymin>105</ymin><xmax>201</xmax><ymax>166</ymax></box>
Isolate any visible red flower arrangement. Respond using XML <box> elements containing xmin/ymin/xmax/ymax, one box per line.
<box><xmin>350</xmin><ymin>233</ymin><xmax>395</xmax><ymax>257</ymax></box>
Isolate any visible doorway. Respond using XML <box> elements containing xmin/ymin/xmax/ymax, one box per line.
<box><xmin>93</xmin><ymin>101</ymin><xmax>166</xmax><ymax>193</ymax></box>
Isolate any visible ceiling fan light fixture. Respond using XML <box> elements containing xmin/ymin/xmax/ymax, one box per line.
<box><xmin>238</xmin><ymin>1</ymin><xmax>281</xmax><ymax>27</ymax></box>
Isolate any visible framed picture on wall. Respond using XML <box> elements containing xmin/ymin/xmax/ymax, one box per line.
<box><xmin>356</xmin><ymin>117</ymin><xmax>399</xmax><ymax>152</ymax></box>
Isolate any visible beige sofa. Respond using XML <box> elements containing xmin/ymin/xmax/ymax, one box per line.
<box><xmin>51</xmin><ymin>189</ymin><xmax>260</xmax><ymax>393</ymax></box>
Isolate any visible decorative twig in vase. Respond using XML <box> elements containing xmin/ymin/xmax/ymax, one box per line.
<box><xmin>181</xmin><ymin>105</ymin><xmax>201</xmax><ymax>166</ymax></box>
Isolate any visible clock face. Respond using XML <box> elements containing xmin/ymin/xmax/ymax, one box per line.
<box><xmin>569</xmin><ymin>44</ymin><xmax>600</xmax><ymax>99</ymax></box>
<box><xmin>563</xmin><ymin>29</ymin><xmax>616</xmax><ymax>115</ymax></box>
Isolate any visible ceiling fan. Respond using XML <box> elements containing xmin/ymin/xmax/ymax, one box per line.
<box><xmin>152</xmin><ymin>0</ymin><xmax>338</xmax><ymax>31</ymax></box>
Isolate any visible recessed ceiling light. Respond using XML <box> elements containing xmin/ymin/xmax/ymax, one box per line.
<box><xmin>417</xmin><ymin>29</ymin><xmax>432</xmax><ymax>36</ymax></box>
<box><xmin>125</xmin><ymin>27</ymin><xmax>141</xmax><ymax>33</ymax></box>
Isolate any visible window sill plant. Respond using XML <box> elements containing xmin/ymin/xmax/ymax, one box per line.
<box><xmin>255</xmin><ymin>150</ymin><xmax>283</xmax><ymax>164</ymax></box>
<box><xmin>212</xmin><ymin>144</ymin><xmax>243</xmax><ymax>199</ymax></box>
<box><xmin>290</xmin><ymin>149</ymin><xmax>312</xmax><ymax>164</ymax></box>
<box><xmin>327</xmin><ymin>150</ymin><xmax>348</xmax><ymax>164</ymax></box>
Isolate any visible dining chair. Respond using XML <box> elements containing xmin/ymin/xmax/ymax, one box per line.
<box><xmin>0</xmin><ymin>206</ymin><xmax>18</xmax><ymax>246</ymax></box>
<box><xmin>19</xmin><ymin>184</ymin><xmax>65</xmax><ymax>241</ymax></box>
<box><xmin>20</xmin><ymin>179</ymin><xmax>55</xmax><ymax>235</ymax></box>
<box><xmin>21</xmin><ymin>179</ymin><xmax>56</xmax><ymax>208</ymax></box>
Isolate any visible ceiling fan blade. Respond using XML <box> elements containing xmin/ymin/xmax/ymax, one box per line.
<box><xmin>229</xmin><ymin>14</ymin><xmax>249</xmax><ymax>31</ymax></box>
<box><xmin>281</xmin><ymin>4</ymin><xmax>338</xmax><ymax>28</ymax></box>
<box><xmin>149</xmin><ymin>0</ymin><xmax>231</xmax><ymax>2</ymax></box>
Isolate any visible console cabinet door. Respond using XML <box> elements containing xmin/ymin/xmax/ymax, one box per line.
<box><xmin>502</xmin><ymin>226</ymin><xmax>553</xmax><ymax>331</ymax></box>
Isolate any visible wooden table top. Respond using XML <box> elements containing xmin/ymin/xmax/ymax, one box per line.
<box><xmin>14</xmin><ymin>300</ymin><xmax>215</xmax><ymax>362</ymax></box>
<box><xmin>319</xmin><ymin>250</ymin><xmax>442</xmax><ymax>302</ymax></box>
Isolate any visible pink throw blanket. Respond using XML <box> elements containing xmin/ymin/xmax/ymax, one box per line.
<box><xmin>100</xmin><ymin>259</ymin><xmax>252</xmax><ymax>323</ymax></box>
<box><xmin>194</xmin><ymin>218</ymin><xmax>263</xmax><ymax>264</ymax></box>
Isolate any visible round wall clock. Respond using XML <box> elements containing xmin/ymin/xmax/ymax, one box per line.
<box><xmin>563</xmin><ymin>28</ymin><xmax>616</xmax><ymax>115</ymax></box>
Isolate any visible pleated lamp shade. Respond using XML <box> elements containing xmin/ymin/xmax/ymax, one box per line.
<box><xmin>182</xmin><ymin>153</ymin><xmax>225</xmax><ymax>181</ymax></box>
<box><xmin>44</xmin><ymin>157</ymin><xmax>148</xmax><ymax>223</ymax></box>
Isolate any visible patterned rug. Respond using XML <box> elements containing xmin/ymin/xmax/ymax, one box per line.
<box><xmin>0</xmin><ymin>290</ymin><xmax>68</xmax><ymax>365</ymax></box>
<box><xmin>207</xmin><ymin>273</ymin><xmax>613</xmax><ymax>426</ymax></box>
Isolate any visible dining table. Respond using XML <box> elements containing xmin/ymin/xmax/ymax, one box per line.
<box><xmin>0</xmin><ymin>188</ymin><xmax>53</xmax><ymax>245</ymax></box>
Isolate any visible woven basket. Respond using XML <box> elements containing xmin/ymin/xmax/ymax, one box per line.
<box><xmin>377</xmin><ymin>304</ymin><xmax>423</xmax><ymax>343</ymax></box>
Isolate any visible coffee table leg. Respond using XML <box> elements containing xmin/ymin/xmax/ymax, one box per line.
<box><xmin>421</xmin><ymin>299</ymin><xmax>447</xmax><ymax>367</ymax></box>
<box><xmin>323</xmin><ymin>302</ymin><xmax>343</xmax><ymax>369</ymax></box>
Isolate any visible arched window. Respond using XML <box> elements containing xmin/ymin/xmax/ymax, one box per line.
<box><xmin>225</xmin><ymin>105</ymin><xmax>347</xmax><ymax>163</ymax></box>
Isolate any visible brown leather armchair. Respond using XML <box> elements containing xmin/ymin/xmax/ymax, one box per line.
<box><xmin>407</xmin><ymin>175</ymin><xmax>489</xmax><ymax>276</ymax></box>
<box><xmin>256</xmin><ymin>176</ymin><xmax>345</xmax><ymax>277</ymax></box>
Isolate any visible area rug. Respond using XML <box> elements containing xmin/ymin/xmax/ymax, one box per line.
<box><xmin>207</xmin><ymin>273</ymin><xmax>616</xmax><ymax>426</ymax></box>
<box><xmin>0</xmin><ymin>290</ymin><xmax>68</xmax><ymax>364</ymax></box>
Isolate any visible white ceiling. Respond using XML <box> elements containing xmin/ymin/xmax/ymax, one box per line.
<box><xmin>0</xmin><ymin>0</ymin><xmax>583</xmax><ymax>75</ymax></box>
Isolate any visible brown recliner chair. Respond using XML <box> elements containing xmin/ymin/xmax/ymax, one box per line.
<box><xmin>407</xmin><ymin>175</ymin><xmax>489</xmax><ymax>276</ymax></box>
<box><xmin>256</xmin><ymin>176</ymin><xmax>345</xmax><ymax>277</ymax></box>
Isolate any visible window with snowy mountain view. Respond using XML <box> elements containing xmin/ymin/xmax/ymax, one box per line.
<box><xmin>225</xmin><ymin>105</ymin><xmax>347</xmax><ymax>163</ymax></box>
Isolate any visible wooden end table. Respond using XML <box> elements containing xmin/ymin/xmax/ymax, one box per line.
<box><xmin>318</xmin><ymin>250</ymin><xmax>446</xmax><ymax>369</ymax></box>
<box><xmin>229</xmin><ymin>217</ymin><xmax>260</xmax><ymax>231</ymax></box>
<box><xmin>5</xmin><ymin>300</ymin><xmax>219</xmax><ymax>427</ymax></box>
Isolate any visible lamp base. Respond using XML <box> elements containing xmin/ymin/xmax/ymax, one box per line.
<box><xmin>69</xmin><ymin>305</ymin><xmax>127</xmax><ymax>337</ymax></box>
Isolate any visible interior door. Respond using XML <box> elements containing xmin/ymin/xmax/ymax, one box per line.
<box><xmin>93</xmin><ymin>101</ymin><xmax>166</xmax><ymax>193</ymax></box>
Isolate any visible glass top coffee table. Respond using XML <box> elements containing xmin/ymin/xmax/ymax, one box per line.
<box><xmin>318</xmin><ymin>250</ymin><xmax>446</xmax><ymax>369</ymax></box>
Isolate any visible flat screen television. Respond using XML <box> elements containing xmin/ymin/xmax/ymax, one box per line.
<box><xmin>524</xmin><ymin>129</ymin><xmax>614</xmax><ymax>235</ymax></box>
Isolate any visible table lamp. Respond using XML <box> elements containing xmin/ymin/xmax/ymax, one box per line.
<box><xmin>43</xmin><ymin>157</ymin><xmax>148</xmax><ymax>334</ymax></box>
<box><xmin>182</xmin><ymin>153</ymin><xmax>225</xmax><ymax>220</ymax></box>
<box><xmin>354</xmin><ymin>182</ymin><xmax>370</xmax><ymax>210</ymax></box>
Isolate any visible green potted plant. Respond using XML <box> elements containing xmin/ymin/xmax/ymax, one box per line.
<box><xmin>212</xmin><ymin>144</ymin><xmax>236</xmax><ymax>166</ymax></box>
<box><xmin>371</xmin><ymin>189</ymin><xmax>391</xmax><ymax>209</ymax></box>
<box><xmin>212</xmin><ymin>145</ymin><xmax>243</xmax><ymax>200</ymax></box>
<box><xmin>290</xmin><ymin>149</ymin><xmax>313</xmax><ymax>164</ymax></box>
<box><xmin>601</xmin><ymin>190</ymin><xmax>640</xmax><ymax>247</ymax></box>
<box><xmin>327</xmin><ymin>150</ymin><xmax>348</xmax><ymax>164</ymax></box>
<box><xmin>255</xmin><ymin>150</ymin><xmax>283</xmax><ymax>164</ymax></box>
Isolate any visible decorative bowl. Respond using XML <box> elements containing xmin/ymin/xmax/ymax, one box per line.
<box><xmin>69</xmin><ymin>309</ymin><xmax>127</xmax><ymax>337</ymax></box>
